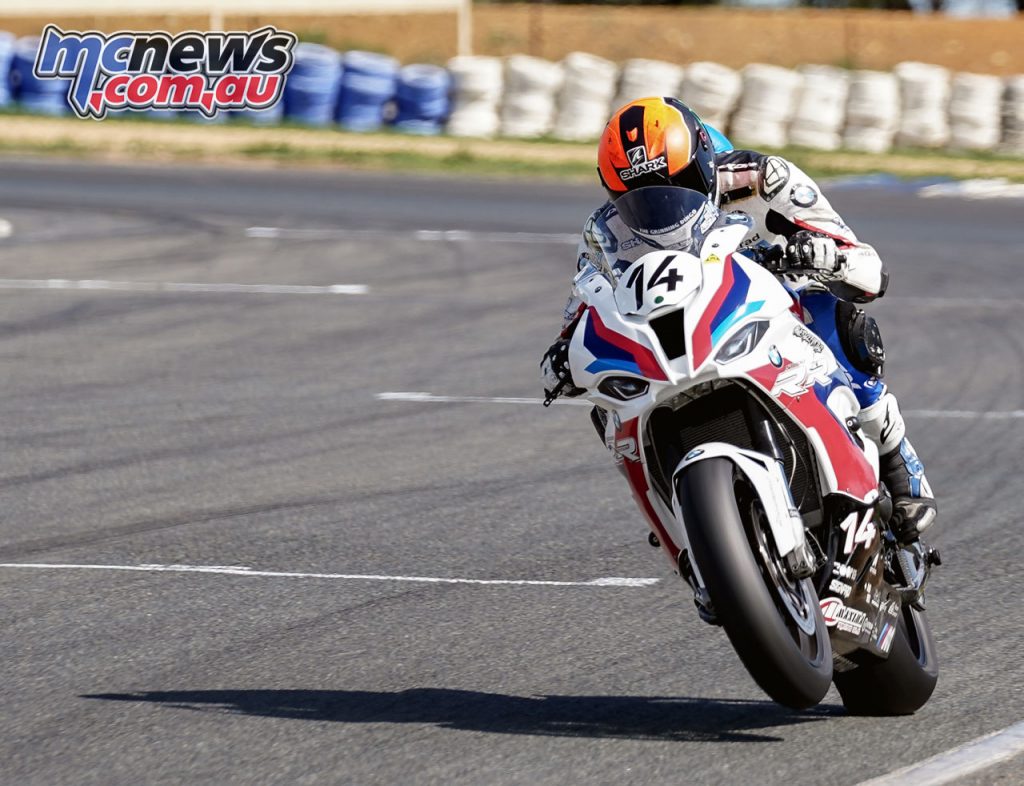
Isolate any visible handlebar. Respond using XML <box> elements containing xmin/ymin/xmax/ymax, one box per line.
<box><xmin>742</xmin><ymin>240</ymin><xmax>847</xmax><ymax>275</ymax></box>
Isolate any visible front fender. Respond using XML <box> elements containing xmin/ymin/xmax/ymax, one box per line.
<box><xmin>671</xmin><ymin>441</ymin><xmax>806</xmax><ymax>560</ymax></box>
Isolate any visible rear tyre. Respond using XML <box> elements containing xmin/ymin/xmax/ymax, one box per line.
<box><xmin>833</xmin><ymin>605</ymin><xmax>938</xmax><ymax>715</ymax></box>
<box><xmin>678</xmin><ymin>458</ymin><xmax>832</xmax><ymax>709</ymax></box>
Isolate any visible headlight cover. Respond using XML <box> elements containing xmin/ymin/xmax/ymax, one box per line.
<box><xmin>598</xmin><ymin>376</ymin><xmax>649</xmax><ymax>400</ymax></box>
<box><xmin>715</xmin><ymin>320</ymin><xmax>770</xmax><ymax>364</ymax></box>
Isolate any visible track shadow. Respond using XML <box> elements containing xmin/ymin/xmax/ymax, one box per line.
<box><xmin>83</xmin><ymin>689</ymin><xmax>842</xmax><ymax>742</ymax></box>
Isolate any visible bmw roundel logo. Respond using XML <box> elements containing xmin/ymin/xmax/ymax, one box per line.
<box><xmin>768</xmin><ymin>345</ymin><xmax>783</xmax><ymax>367</ymax></box>
<box><xmin>685</xmin><ymin>448</ymin><xmax>704</xmax><ymax>460</ymax></box>
<box><xmin>791</xmin><ymin>184</ymin><xmax>818</xmax><ymax>208</ymax></box>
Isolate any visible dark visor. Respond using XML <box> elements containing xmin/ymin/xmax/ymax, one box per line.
<box><xmin>613</xmin><ymin>186</ymin><xmax>712</xmax><ymax>237</ymax></box>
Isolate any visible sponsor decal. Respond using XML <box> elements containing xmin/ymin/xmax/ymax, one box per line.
<box><xmin>828</xmin><ymin>578</ymin><xmax>852</xmax><ymax>599</ymax></box>
<box><xmin>768</xmin><ymin>345</ymin><xmax>783</xmax><ymax>368</ymax></box>
<box><xmin>684</xmin><ymin>448</ymin><xmax>704</xmax><ymax>460</ymax></box>
<box><xmin>620</xmin><ymin>146</ymin><xmax>668</xmax><ymax>182</ymax></box>
<box><xmin>832</xmin><ymin>562</ymin><xmax>857</xmax><ymax>580</ymax></box>
<box><xmin>819</xmin><ymin>598</ymin><xmax>868</xmax><ymax>636</ymax></box>
<box><xmin>33</xmin><ymin>24</ymin><xmax>296</xmax><ymax>119</ymax></box>
<box><xmin>704</xmin><ymin>254</ymin><xmax>721</xmax><ymax>264</ymax></box>
<box><xmin>792</xmin><ymin>324</ymin><xmax>825</xmax><ymax>354</ymax></box>
<box><xmin>790</xmin><ymin>184</ymin><xmax>819</xmax><ymax>208</ymax></box>
<box><xmin>760</xmin><ymin>157</ymin><xmax>791</xmax><ymax>200</ymax></box>
<box><xmin>620</xmin><ymin>236</ymin><xmax>644</xmax><ymax>252</ymax></box>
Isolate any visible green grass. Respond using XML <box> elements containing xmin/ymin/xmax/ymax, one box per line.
<box><xmin>235</xmin><ymin>141</ymin><xmax>595</xmax><ymax>180</ymax></box>
<box><xmin>1</xmin><ymin>108</ymin><xmax>1022</xmax><ymax>183</ymax></box>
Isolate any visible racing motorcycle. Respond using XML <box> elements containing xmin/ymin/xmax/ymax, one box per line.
<box><xmin>554</xmin><ymin>186</ymin><xmax>940</xmax><ymax>712</ymax></box>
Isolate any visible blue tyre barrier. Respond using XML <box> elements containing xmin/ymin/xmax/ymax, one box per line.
<box><xmin>336</xmin><ymin>50</ymin><xmax>398</xmax><ymax>132</ymax></box>
<box><xmin>283</xmin><ymin>43</ymin><xmax>343</xmax><ymax>127</ymax></box>
<box><xmin>10</xmin><ymin>36</ymin><xmax>70</xmax><ymax>115</ymax></box>
<box><xmin>241</xmin><ymin>100</ymin><xmax>285</xmax><ymax>126</ymax></box>
<box><xmin>393</xmin><ymin>64</ymin><xmax>451</xmax><ymax>135</ymax></box>
<box><xmin>0</xmin><ymin>32</ymin><xmax>15</xmax><ymax>107</ymax></box>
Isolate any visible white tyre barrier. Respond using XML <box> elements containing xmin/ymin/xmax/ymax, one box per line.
<box><xmin>446</xmin><ymin>55</ymin><xmax>503</xmax><ymax>138</ymax></box>
<box><xmin>895</xmin><ymin>61</ymin><xmax>950</xmax><ymax>148</ymax></box>
<box><xmin>552</xmin><ymin>51</ymin><xmax>618</xmax><ymax>141</ymax></box>
<box><xmin>843</xmin><ymin>70</ymin><xmax>900</xmax><ymax>153</ymax></box>
<box><xmin>1002</xmin><ymin>76</ymin><xmax>1024</xmax><ymax>155</ymax></box>
<box><xmin>788</xmin><ymin>65</ymin><xmax>849</xmax><ymax>151</ymax></box>
<box><xmin>500</xmin><ymin>55</ymin><xmax>563</xmax><ymax>139</ymax></box>
<box><xmin>613</xmin><ymin>58</ymin><xmax>685</xmax><ymax>110</ymax></box>
<box><xmin>730</xmin><ymin>64</ymin><xmax>803</xmax><ymax>148</ymax></box>
<box><xmin>679</xmin><ymin>61</ymin><xmax>742</xmax><ymax>131</ymax></box>
<box><xmin>948</xmin><ymin>72</ymin><xmax>1003</xmax><ymax>151</ymax></box>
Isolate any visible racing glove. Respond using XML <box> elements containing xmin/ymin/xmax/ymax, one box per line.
<box><xmin>786</xmin><ymin>230</ymin><xmax>840</xmax><ymax>274</ymax></box>
<box><xmin>541</xmin><ymin>338</ymin><xmax>585</xmax><ymax>405</ymax></box>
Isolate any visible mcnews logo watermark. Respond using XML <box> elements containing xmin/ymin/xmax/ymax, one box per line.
<box><xmin>32</xmin><ymin>25</ymin><xmax>297</xmax><ymax>119</ymax></box>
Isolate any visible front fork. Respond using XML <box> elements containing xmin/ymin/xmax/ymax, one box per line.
<box><xmin>741</xmin><ymin>396</ymin><xmax>823</xmax><ymax>580</ymax></box>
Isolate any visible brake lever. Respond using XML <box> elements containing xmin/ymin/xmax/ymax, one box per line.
<box><xmin>543</xmin><ymin>377</ymin><xmax>568</xmax><ymax>407</ymax></box>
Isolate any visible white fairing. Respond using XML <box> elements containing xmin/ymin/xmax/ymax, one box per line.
<box><xmin>672</xmin><ymin>442</ymin><xmax>806</xmax><ymax>559</ymax></box>
<box><xmin>566</xmin><ymin>196</ymin><xmax>880</xmax><ymax>585</ymax></box>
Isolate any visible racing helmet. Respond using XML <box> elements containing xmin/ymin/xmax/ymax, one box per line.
<box><xmin>597</xmin><ymin>97</ymin><xmax>718</xmax><ymax>204</ymax></box>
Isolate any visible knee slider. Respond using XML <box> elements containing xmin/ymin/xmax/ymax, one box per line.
<box><xmin>837</xmin><ymin>300</ymin><xmax>885</xmax><ymax>377</ymax></box>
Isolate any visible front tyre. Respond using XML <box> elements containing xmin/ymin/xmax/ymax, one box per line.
<box><xmin>833</xmin><ymin>605</ymin><xmax>938</xmax><ymax>715</ymax></box>
<box><xmin>678</xmin><ymin>458</ymin><xmax>832</xmax><ymax>709</ymax></box>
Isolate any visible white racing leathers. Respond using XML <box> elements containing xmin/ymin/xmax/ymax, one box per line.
<box><xmin>558</xmin><ymin>150</ymin><xmax>935</xmax><ymax>539</ymax></box>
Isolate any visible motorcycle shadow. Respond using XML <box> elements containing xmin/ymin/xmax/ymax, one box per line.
<box><xmin>83</xmin><ymin>689</ymin><xmax>842</xmax><ymax>742</ymax></box>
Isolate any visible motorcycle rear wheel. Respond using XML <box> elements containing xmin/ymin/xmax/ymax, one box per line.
<box><xmin>677</xmin><ymin>458</ymin><xmax>833</xmax><ymax>709</ymax></box>
<box><xmin>833</xmin><ymin>605</ymin><xmax>938</xmax><ymax>715</ymax></box>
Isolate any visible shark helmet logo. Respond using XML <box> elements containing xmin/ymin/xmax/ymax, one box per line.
<box><xmin>627</xmin><ymin>146</ymin><xmax>647</xmax><ymax>166</ymax></box>
<box><xmin>621</xmin><ymin>145</ymin><xmax>667</xmax><ymax>182</ymax></box>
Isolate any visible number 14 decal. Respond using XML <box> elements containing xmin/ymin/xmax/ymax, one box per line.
<box><xmin>840</xmin><ymin>511</ymin><xmax>877</xmax><ymax>554</ymax></box>
<box><xmin>625</xmin><ymin>255</ymin><xmax>683</xmax><ymax>310</ymax></box>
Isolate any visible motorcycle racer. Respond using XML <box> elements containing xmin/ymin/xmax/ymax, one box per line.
<box><xmin>541</xmin><ymin>96</ymin><xmax>936</xmax><ymax>544</ymax></box>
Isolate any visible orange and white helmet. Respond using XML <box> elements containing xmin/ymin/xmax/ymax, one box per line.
<box><xmin>597</xmin><ymin>97</ymin><xmax>718</xmax><ymax>203</ymax></box>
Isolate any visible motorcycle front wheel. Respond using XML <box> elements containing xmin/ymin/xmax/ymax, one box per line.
<box><xmin>677</xmin><ymin>457</ymin><xmax>832</xmax><ymax>709</ymax></box>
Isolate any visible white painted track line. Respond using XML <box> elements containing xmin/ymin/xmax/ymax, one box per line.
<box><xmin>376</xmin><ymin>392</ymin><xmax>589</xmax><ymax>407</ymax></box>
<box><xmin>856</xmin><ymin>721</ymin><xmax>1024</xmax><ymax>785</ymax></box>
<box><xmin>0</xmin><ymin>279</ymin><xmax>368</xmax><ymax>295</ymax></box>
<box><xmin>907</xmin><ymin>409</ymin><xmax>1024</xmax><ymax>420</ymax></box>
<box><xmin>0</xmin><ymin>562</ymin><xmax>659</xmax><ymax>588</ymax></box>
<box><xmin>376</xmin><ymin>392</ymin><xmax>1023</xmax><ymax>419</ymax></box>
<box><xmin>918</xmin><ymin>178</ymin><xmax>1024</xmax><ymax>200</ymax></box>
<box><xmin>246</xmin><ymin>226</ymin><xmax>579</xmax><ymax>245</ymax></box>
<box><xmin>0</xmin><ymin>218</ymin><xmax>12</xmax><ymax>239</ymax></box>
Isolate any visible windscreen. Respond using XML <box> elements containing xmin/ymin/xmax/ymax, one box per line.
<box><xmin>612</xmin><ymin>186</ymin><xmax>720</xmax><ymax>255</ymax></box>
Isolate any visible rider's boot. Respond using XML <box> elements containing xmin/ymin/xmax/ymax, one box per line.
<box><xmin>858</xmin><ymin>392</ymin><xmax>937</xmax><ymax>544</ymax></box>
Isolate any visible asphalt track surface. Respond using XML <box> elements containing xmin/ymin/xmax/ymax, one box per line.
<box><xmin>0</xmin><ymin>158</ymin><xmax>1021</xmax><ymax>785</ymax></box>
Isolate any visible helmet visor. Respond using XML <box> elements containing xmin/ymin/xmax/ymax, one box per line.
<box><xmin>613</xmin><ymin>186</ymin><xmax>720</xmax><ymax>254</ymax></box>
